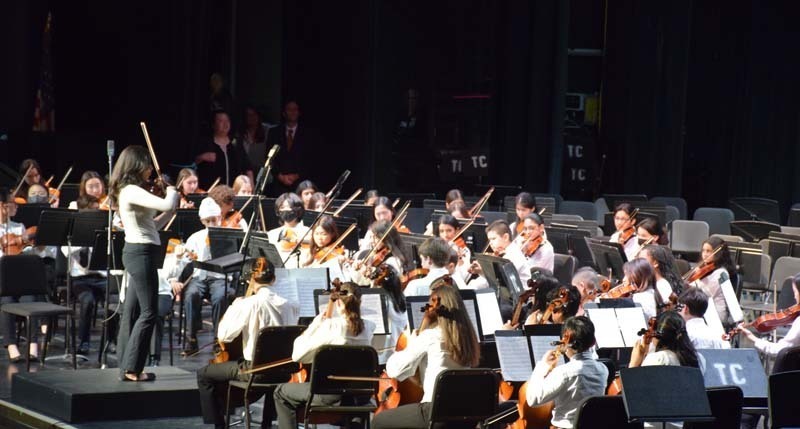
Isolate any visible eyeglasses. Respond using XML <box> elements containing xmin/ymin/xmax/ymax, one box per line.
<box><xmin>614</xmin><ymin>216</ymin><xmax>631</xmax><ymax>222</ymax></box>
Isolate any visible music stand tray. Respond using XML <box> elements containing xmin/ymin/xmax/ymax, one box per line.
<box><xmin>620</xmin><ymin>366</ymin><xmax>712</xmax><ymax>423</ymax></box>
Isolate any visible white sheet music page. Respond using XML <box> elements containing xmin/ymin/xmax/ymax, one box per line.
<box><xmin>476</xmin><ymin>290</ymin><xmax>504</xmax><ymax>337</ymax></box>
<box><xmin>615</xmin><ymin>307</ymin><xmax>647</xmax><ymax>347</ymax></box>
<box><xmin>530</xmin><ymin>335</ymin><xmax>564</xmax><ymax>367</ymax></box>
<box><xmin>495</xmin><ymin>334</ymin><xmax>534</xmax><ymax>382</ymax></box>
<box><xmin>586</xmin><ymin>308</ymin><xmax>625</xmax><ymax>348</ymax></box>
<box><xmin>462</xmin><ymin>299</ymin><xmax>481</xmax><ymax>337</ymax></box>
<box><xmin>271</xmin><ymin>268</ymin><xmax>299</xmax><ymax>303</ymax></box>
<box><xmin>290</xmin><ymin>268</ymin><xmax>329</xmax><ymax>318</ymax></box>
<box><xmin>361</xmin><ymin>294</ymin><xmax>386</xmax><ymax>334</ymax></box>
<box><xmin>409</xmin><ymin>302</ymin><xmax>426</xmax><ymax>330</ymax></box>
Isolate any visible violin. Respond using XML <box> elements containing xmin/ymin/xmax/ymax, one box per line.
<box><xmin>618</xmin><ymin>227</ymin><xmax>635</xmax><ymax>245</ymax></box>
<box><xmin>306</xmin><ymin>223</ymin><xmax>356</xmax><ymax>267</ymax></box>
<box><xmin>521</xmin><ymin>235</ymin><xmax>544</xmax><ymax>258</ymax></box>
<box><xmin>139</xmin><ymin>122</ymin><xmax>169</xmax><ymax>198</ymax></box>
<box><xmin>683</xmin><ymin>245</ymin><xmax>723</xmax><ymax>283</ymax></box>
<box><xmin>1</xmin><ymin>233</ymin><xmax>32</xmax><ymax>256</ymax></box>
<box><xmin>600</xmin><ymin>280</ymin><xmax>637</xmax><ymax>299</ymax></box>
<box><xmin>222</xmin><ymin>210</ymin><xmax>243</xmax><ymax>229</ymax></box>
<box><xmin>536</xmin><ymin>287</ymin><xmax>570</xmax><ymax>325</ymax></box>
<box><xmin>598</xmin><ymin>275</ymin><xmax>614</xmax><ymax>293</ymax></box>
<box><xmin>607</xmin><ymin>317</ymin><xmax>658</xmax><ymax>395</ymax></box>
<box><xmin>166</xmin><ymin>237</ymin><xmax>198</xmax><ymax>260</ymax></box>
<box><xmin>512</xmin><ymin>331</ymin><xmax>571</xmax><ymax>429</ymax></box>
<box><xmin>723</xmin><ymin>304</ymin><xmax>800</xmax><ymax>340</ymax></box>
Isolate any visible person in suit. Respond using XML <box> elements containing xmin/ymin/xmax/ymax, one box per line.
<box><xmin>267</xmin><ymin>101</ymin><xmax>316</xmax><ymax>195</ymax></box>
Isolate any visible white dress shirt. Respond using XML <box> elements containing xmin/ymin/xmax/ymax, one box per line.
<box><xmin>525</xmin><ymin>240</ymin><xmax>555</xmax><ymax>273</ymax></box>
<box><xmin>609</xmin><ymin>231</ymin><xmax>639</xmax><ymax>261</ymax></box>
<box><xmin>404</xmin><ymin>267</ymin><xmax>450</xmax><ymax>297</ymax></box>
<box><xmin>0</xmin><ymin>221</ymin><xmax>27</xmax><ymax>257</ymax></box>
<box><xmin>217</xmin><ymin>286</ymin><xmax>300</xmax><ymax>361</ymax></box>
<box><xmin>503</xmin><ymin>243</ymin><xmax>532</xmax><ymax>284</ymax></box>
<box><xmin>632</xmin><ymin>289</ymin><xmax>658</xmax><ymax>320</ymax></box>
<box><xmin>292</xmin><ymin>313</ymin><xmax>375</xmax><ymax>364</ymax></box>
<box><xmin>525</xmin><ymin>351</ymin><xmax>609</xmax><ymax>428</ymax></box>
<box><xmin>267</xmin><ymin>222</ymin><xmax>309</xmax><ymax>269</ymax></box>
<box><xmin>385</xmin><ymin>326</ymin><xmax>466</xmax><ymax>403</ymax></box>
<box><xmin>692</xmin><ymin>268</ymin><xmax>735</xmax><ymax>325</ymax></box>
<box><xmin>685</xmin><ymin>317</ymin><xmax>730</xmax><ymax>350</ymax></box>
<box><xmin>118</xmin><ymin>184</ymin><xmax>178</xmax><ymax>245</ymax></box>
<box><xmin>641</xmin><ymin>349</ymin><xmax>681</xmax><ymax>366</ymax></box>
<box><xmin>754</xmin><ymin>316</ymin><xmax>800</xmax><ymax>357</ymax></box>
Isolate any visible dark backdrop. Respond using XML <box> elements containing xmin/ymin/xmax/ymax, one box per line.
<box><xmin>2</xmin><ymin>0</ymin><xmax>799</xmax><ymax>214</ymax></box>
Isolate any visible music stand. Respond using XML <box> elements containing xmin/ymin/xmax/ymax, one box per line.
<box><xmin>730</xmin><ymin>221</ymin><xmax>780</xmax><ymax>242</ymax></box>
<box><xmin>620</xmin><ymin>366</ymin><xmax>712</xmax><ymax>425</ymax></box>
<box><xmin>88</xmin><ymin>229</ymin><xmax>124</xmax><ymax>363</ymax></box>
<box><xmin>167</xmin><ymin>209</ymin><xmax>203</xmax><ymax>241</ymax></box>
<box><xmin>245</xmin><ymin>231</ymin><xmax>284</xmax><ymax>268</ymax></box>
<box><xmin>10</xmin><ymin>203</ymin><xmax>50</xmax><ymax>228</ymax></box>
<box><xmin>586</xmin><ymin>238</ymin><xmax>627</xmax><ymax>280</ymax></box>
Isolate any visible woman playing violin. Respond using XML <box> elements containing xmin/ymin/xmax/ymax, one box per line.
<box><xmin>629</xmin><ymin>310</ymin><xmax>699</xmax><ymax>368</ymax></box>
<box><xmin>436</xmin><ymin>215</ymin><xmax>471</xmax><ymax>280</ymax></box>
<box><xmin>232</xmin><ymin>174</ymin><xmax>252</xmax><ymax>196</ymax></box>
<box><xmin>423</xmin><ymin>189</ymin><xmax>464</xmax><ymax>235</ymax></box>
<box><xmin>14</xmin><ymin>159</ymin><xmax>44</xmax><ymax>201</ymax></box>
<box><xmin>208</xmin><ymin>185</ymin><xmax>247</xmax><ymax>230</ymax></box>
<box><xmin>267</xmin><ymin>193</ymin><xmax>309</xmax><ymax>266</ymax></box>
<box><xmin>69</xmin><ymin>171</ymin><xmax>106</xmax><ymax>210</ymax></box>
<box><xmin>176</xmin><ymin>168</ymin><xmax>200</xmax><ymax>208</ymax></box>
<box><xmin>359</xmin><ymin>197</ymin><xmax>409</xmax><ymax>251</ymax></box>
<box><xmin>738</xmin><ymin>272</ymin><xmax>800</xmax><ymax>357</ymax></box>
<box><xmin>509</xmin><ymin>191</ymin><xmax>536</xmax><ymax>239</ymax></box>
<box><xmin>372</xmin><ymin>278</ymin><xmax>479</xmax><ymax>429</ymax></box>
<box><xmin>621</xmin><ymin>258</ymin><xmax>663</xmax><ymax>320</ymax></box>
<box><xmin>639</xmin><ymin>244</ymin><xmax>684</xmax><ymax>304</ymax></box>
<box><xmin>636</xmin><ymin>217</ymin><xmax>668</xmax><ymax>246</ymax></box>
<box><xmin>525</xmin><ymin>284</ymin><xmax>581</xmax><ymax>326</ymax></box>
<box><xmin>308</xmin><ymin>191</ymin><xmax>327</xmax><ymax>211</ymax></box>
<box><xmin>363</xmin><ymin>189</ymin><xmax>380</xmax><ymax>206</ymax></box>
<box><xmin>372</xmin><ymin>264</ymin><xmax>409</xmax><ymax>350</ymax></box>
<box><xmin>515</xmin><ymin>212</ymin><xmax>554</xmax><ymax>272</ymax></box>
<box><xmin>349</xmin><ymin>220</ymin><xmax>411</xmax><ymax>286</ymax></box>
<box><xmin>691</xmin><ymin>237</ymin><xmax>737</xmax><ymax>326</ymax></box>
<box><xmin>27</xmin><ymin>184</ymin><xmax>58</xmax><ymax>207</ymax></box>
<box><xmin>301</xmin><ymin>215</ymin><xmax>342</xmax><ymax>268</ymax></box>
<box><xmin>609</xmin><ymin>203</ymin><xmax>639</xmax><ymax>261</ymax></box>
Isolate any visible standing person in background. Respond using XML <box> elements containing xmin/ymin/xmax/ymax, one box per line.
<box><xmin>195</xmin><ymin>110</ymin><xmax>253</xmax><ymax>188</ymax></box>
<box><xmin>241</xmin><ymin>105</ymin><xmax>274</xmax><ymax>171</ymax></box>
<box><xmin>110</xmin><ymin>146</ymin><xmax>179</xmax><ymax>382</ymax></box>
<box><xmin>268</xmin><ymin>101</ymin><xmax>317</xmax><ymax>195</ymax></box>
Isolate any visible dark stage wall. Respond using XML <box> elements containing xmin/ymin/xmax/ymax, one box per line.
<box><xmin>1</xmin><ymin>0</ymin><xmax>798</xmax><ymax>213</ymax></box>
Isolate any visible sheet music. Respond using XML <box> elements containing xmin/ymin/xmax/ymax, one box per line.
<box><xmin>322</xmin><ymin>259</ymin><xmax>346</xmax><ymax>284</ymax></box>
<box><xmin>360</xmin><ymin>294</ymin><xmax>387</xmax><ymax>335</ymax></box>
<box><xmin>476</xmin><ymin>290</ymin><xmax>504</xmax><ymax>337</ymax></box>
<box><xmin>409</xmin><ymin>301</ymin><xmax>427</xmax><ymax>330</ymax></box>
<box><xmin>720</xmin><ymin>276</ymin><xmax>744</xmax><ymax>323</ymax></box>
<box><xmin>586</xmin><ymin>308</ymin><xmax>625</xmax><ymax>348</ymax></box>
<box><xmin>703</xmin><ymin>297</ymin><xmax>726</xmax><ymax>338</ymax></box>
<box><xmin>462</xmin><ymin>299</ymin><xmax>480</xmax><ymax>337</ymax></box>
<box><xmin>495</xmin><ymin>334</ymin><xmax>534</xmax><ymax>382</ymax></box>
<box><xmin>529</xmin><ymin>335</ymin><xmax>563</xmax><ymax>366</ymax></box>
<box><xmin>316</xmin><ymin>291</ymin><xmax>331</xmax><ymax>316</ymax></box>
<box><xmin>289</xmin><ymin>268</ymin><xmax>329</xmax><ymax>318</ymax></box>
<box><xmin>271</xmin><ymin>268</ymin><xmax>299</xmax><ymax>303</ymax></box>
<box><xmin>615</xmin><ymin>307</ymin><xmax>647</xmax><ymax>347</ymax></box>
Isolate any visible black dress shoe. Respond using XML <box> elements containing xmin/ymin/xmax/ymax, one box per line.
<box><xmin>78</xmin><ymin>342</ymin><xmax>90</xmax><ymax>355</ymax></box>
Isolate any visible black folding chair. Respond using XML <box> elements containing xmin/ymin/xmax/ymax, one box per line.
<box><xmin>225</xmin><ymin>325</ymin><xmax>306</xmax><ymax>429</ymax></box>
<box><xmin>0</xmin><ymin>255</ymin><xmax>75</xmax><ymax>371</ymax></box>
<box><xmin>768</xmin><ymin>370</ymin><xmax>800</xmax><ymax>428</ymax></box>
<box><xmin>428</xmin><ymin>368</ymin><xmax>498</xmax><ymax>429</ymax></box>
<box><xmin>683</xmin><ymin>386</ymin><xmax>743</xmax><ymax>429</ymax></box>
<box><xmin>553</xmin><ymin>254</ymin><xmax>577</xmax><ymax>285</ymax></box>
<box><xmin>303</xmin><ymin>345</ymin><xmax>379</xmax><ymax>427</ymax></box>
<box><xmin>574</xmin><ymin>395</ymin><xmax>643</xmax><ymax>429</ymax></box>
<box><xmin>773</xmin><ymin>345</ymin><xmax>800</xmax><ymax>374</ymax></box>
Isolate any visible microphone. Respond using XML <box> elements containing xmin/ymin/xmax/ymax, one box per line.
<box><xmin>326</xmin><ymin>170</ymin><xmax>351</xmax><ymax>199</ymax></box>
<box><xmin>264</xmin><ymin>144</ymin><xmax>280</xmax><ymax>167</ymax></box>
<box><xmin>107</xmin><ymin>140</ymin><xmax>115</xmax><ymax>158</ymax></box>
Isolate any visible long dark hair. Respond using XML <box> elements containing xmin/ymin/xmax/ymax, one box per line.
<box><xmin>369</xmin><ymin>220</ymin><xmax>411</xmax><ymax>270</ymax></box>
<box><xmin>637</xmin><ymin>217</ymin><xmax>668</xmax><ymax>245</ymax></box>
<box><xmin>79</xmin><ymin>170</ymin><xmax>105</xmax><ymax>198</ymax></box>
<box><xmin>654</xmin><ymin>311</ymin><xmax>698</xmax><ymax>367</ymax></box>
<box><xmin>702</xmin><ymin>236</ymin><xmax>735</xmax><ymax>278</ymax></box>
<box><xmin>429</xmin><ymin>279</ymin><xmax>480</xmax><ymax>367</ymax></box>
<box><xmin>373</xmin><ymin>196</ymin><xmax>395</xmax><ymax>220</ymax></box>
<box><xmin>642</xmin><ymin>244</ymin><xmax>685</xmax><ymax>295</ymax></box>
<box><xmin>310</xmin><ymin>215</ymin><xmax>340</xmax><ymax>255</ymax></box>
<box><xmin>109</xmin><ymin>146</ymin><xmax>153</xmax><ymax>204</ymax></box>
<box><xmin>375</xmin><ymin>264</ymin><xmax>407</xmax><ymax>313</ymax></box>
<box><xmin>243</xmin><ymin>105</ymin><xmax>266</xmax><ymax>142</ymax></box>
<box><xmin>338</xmin><ymin>282</ymin><xmax>366</xmax><ymax>336</ymax></box>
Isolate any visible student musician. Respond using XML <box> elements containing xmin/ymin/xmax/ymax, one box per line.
<box><xmin>0</xmin><ymin>188</ymin><xmax>46</xmax><ymax>362</ymax></box>
<box><xmin>181</xmin><ymin>198</ymin><xmax>229</xmax><ymax>356</ymax></box>
<box><xmin>480</xmin><ymin>220</ymin><xmax>531</xmax><ymax>283</ymax></box>
<box><xmin>515</xmin><ymin>213</ymin><xmax>554</xmax><ymax>272</ymax></box>
<box><xmin>363</xmin><ymin>189</ymin><xmax>380</xmax><ymax>206</ymax></box>
<box><xmin>273</xmin><ymin>282</ymin><xmax>374</xmax><ymax>429</ymax></box>
<box><xmin>110</xmin><ymin>145</ymin><xmax>179</xmax><ymax>382</ymax></box>
<box><xmin>690</xmin><ymin>237</ymin><xmax>739</xmax><ymax>328</ymax></box>
<box><xmin>371</xmin><ymin>279</ymin><xmax>480</xmax><ymax>429</ymax></box>
<box><xmin>525</xmin><ymin>285</ymin><xmax>581</xmax><ymax>326</ymax></box>
<box><xmin>635</xmin><ymin>217</ymin><xmax>668</xmax><ymax>246</ymax></box>
<box><xmin>620</xmin><ymin>258</ymin><xmax>662</xmax><ymax>320</ymax></box>
<box><xmin>509</xmin><ymin>191</ymin><xmax>536</xmax><ymax>238</ymax></box>
<box><xmin>232</xmin><ymin>174</ymin><xmax>252</xmax><ymax>196</ymax></box>
<box><xmin>629</xmin><ymin>310</ymin><xmax>699</xmax><ymax>368</ymax></box>
<box><xmin>349</xmin><ymin>220</ymin><xmax>411</xmax><ymax>286</ymax></box>
<box><xmin>609</xmin><ymin>203</ymin><xmax>639</xmax><ymax>261</ymax></box>
<box><xmin>639</xmin><ymin>244</ymin><xmax>684</xmax><ymax>303</ymax></box>
<box><xmin>437</xmin><ymin>214</ymin><xmax>471</xmax><ymax>281</ymax></box>
<box><xmin>14</xmin><ymin>159</ymin><xmax>44</xmax><ymax>200</ymax></box>
<box><xmin>208</xmin><ymin>185</ymin><xmax>248</xmax><ymax>230</ymax></box>
<box><xmin>197</xmin><ymin>258</ymin><xmax>300</xmax><ymax>429</ymax></box>
<box><xmin>69</xmin><ymin>171</ymin><xmax>106</xmax><ymax>209</ymax></box>
<box><xmin>373</xmin><ymin>264</ymin><xmax>409</xmax><ymax>348</ymax></box>
<box><xmin>404</xmin><ymin>237</ymin><xmax>452</xmax><ymax>296</ymax></box>
<box><xmin>678</xmin><ymin>288</ymin><xmax>729</xmax><ymax>350</ymax></box>
<box><xmin>359</xmin><ymin>197</ymin><xmax>406</xmax><ymax>251</ymax></box>
<box><xmin>448</xmin><ymin>200</ymin><xmax>472</xmax><ymax>219</ymax></box>
<box><xmin>423</xmin><ymin>188</ymin><xmax>464</xmax><ymax>235</ymax></box>
<box><xmin>27</xmin><ymin>183</ymin><xmax>58</xmax><ymax>208</ymax></box>
<box><xmin>524</xmin><ymin>316</ymin><xmax>608</xmax><ymax>429</ymax></box>
<box><xmin>308</xmin><ymin>192</ymin><xmax>327</xmax><ymax>211</ymax></box>
<box><xmin>176</xmin><ymin>168</ymin><xmax>200</xmax><ymax>208</ymax></box>
<box><xmin>572</xmin><ymin>267</ymin><xmax>600</xmax><ymax>316</ymax></box>
<box><xmin>295</xmin><ymin>180</ymin><xmax>317</xmax><ymax>210</ymax></box>
<box><xmin>738</xmin><ymin>272</ymin><xmax>800</xmax><ymax>357</ymax></box>
<box><xmin>300</xmin><ymin>215</ymin><xmax>342</xmax><ymax>268</ymax></box>
<box><xmin>267</xmin><ymin>192</ymin><xmax>309</xmax><ymax>266</ymax></box>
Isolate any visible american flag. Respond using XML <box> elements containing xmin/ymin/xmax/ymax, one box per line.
<box><xmin>33</xmin><ymin>12</ymin><xmax>55</xmax><ymax>133</ymax></box>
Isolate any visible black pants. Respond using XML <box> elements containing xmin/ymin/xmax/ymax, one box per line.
<box><xmin>72</xmin><ymin>275</ymin><xmax>106</xmax><ymax>344</ymax></box>
<box><xmin>118</xmin><ymin>243</ymin><xmax>159</xmax><ymax>376</ymax></box>
<box><xmin>372</xmin><ymin>403</ymin><xmax>432</xmax><ymax>429</ymax></box>
<box><xmin>273</xmin><ymin>382</ymin><xmax>342</xmax><ymax>429</ymax></box>
<box><xmin>197</xmin><ymin>360</ymin><xmax>278</xmax><ymax>428</ymax></box>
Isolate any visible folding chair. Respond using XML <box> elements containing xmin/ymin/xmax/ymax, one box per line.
<box><xmin>553</xmin><ymin>254</ymin><xmax>577</xmax><ymax>285</ymax></box>
<box><xmin>683</xmin><ymin>386</ymin><xmax>743</xmax><ymax>429</ymax></box>
<box><xmin>768</xmin><ymin>370</ymin><xmax>800</xmax><ymax>428</ymax></box>
<box><xmin>428</xmin><ymin>369</ymin><xmax>498</xmax><ymax>429</ymax></box>
<box><xmin>693</xmin><ymin>208</ymin><xmax>735</xmax><ymax>236</ymax></box>
<box><xmin>574</xmin><ymin>396</ymin><xmax>643</xmax><ymax>428</ymax></box>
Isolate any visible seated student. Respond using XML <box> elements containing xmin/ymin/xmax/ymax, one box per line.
<box><xmin>629</xmin><ymin>310</ymin><xmax>699</xmax><ymax>368</ymax></box>
<box><xmin>690</xmin><ymin>237</ymin><xmax>740</xmax><ymax>328</ymax></box>
<box><xmin>152</xmin><ymin>248</ymin><xmax>187</xmax><ymax>366</ymax></box>
<box><xmin>359</xmin><ymin>197</ymin><xmax>407</xmax><ymax>251</ymax></box>
<box><xmin>181</xmin><ymin>198</ymin><xmax>229</xmax><ymax>355</ymax></box>
<box><xmin>373</xmin><ymin>265</ymin><xmax>409</xmax><ymax>348</ymax></box>
<box><xmin>445</xmin><ymin>247</ymin><xmax>477</xmax><ymax>290</ymax></box>
<box><xmin>267</xmin><ymin>192</ymin><xmax>309</xmax><ymax>267</ymax></box>
<box><xmin>61</xmin><ymin>197</ymin><xmax>108</xmax><ymax>355</ymax></box>
<box><xmin>176</xmin><ymin>168</ymin><xmax>200</xmax><ymax>209</ymax></box>
<box><xmin>197</xmin><ymin>258</ymin><xmax>300</xmax><ymax>429</ymax></box>
<box><xmin>609</xmin><ymin>203</ymin><xmax>639</xmax><ymax>261</ymax></box>
<box><xmin>571</xmin><ymin>267</ymin><xmax>600</xmax><ymax>316</ymax></box>
<box><xmin>509</xmin><ymin>191</ymin><xmax>536</xmax><ymax>239</ymax></box>
<box><xmin>69</xmin><ymin>171</ymin><xmax>106</xmax><ymax>209</ymax></box>
<box><xmin>300</xmin><ymin>215</ymin><xmax>341</xmax><ymax>268</ymax></box>
<box><xmin>308</xmin><ymin>192</ymin><xmax>327</xmax><ymax>211</ymax></box>
<box><xmin>372</xmin><ymin>279</ymin><xmax>480</xmax><ymax>429</ymax></box>
<box><xmin>363</xmin><ymin>189</ymin><xmax>380</xmax><ymax>206</ymax></box>
<box><xmin>622</xmin><ymin>258</ymin><xmax>663</xmax><ymax>320</ymax></box>
<box><xmin>678</xmin><ymin>288</ymin><xmax>729</xmax><ymax>350</ymax></box>
<box><xmin>437</xmin><ymin>215</ymin><xmax>472</xmax><ymax>282</ymax></box>
<box><xmin>636</xmin><ymin>217</ymin><xmax>668</xmax><ymax>247</ymax></box>
<box><xmin>501</xmin><ymin>273</ymin><xmax>560</xmax><ymax>330</ymax></box>
<box><xmin>479</xmin><ymin>220</ymin><xmax>531</xmax><ymax>283</ymax></box>
<box><xmin>232</xmin><ymin>175</ymin><xmax>253</xmax><ymax>196</ymax></box>
<box><xmin>739</xmin><ymin>272</ymin><xmax>800</xmax><ymax>357</ymax></box>
<box><xmin>515</xmin><ymin>212</ymin><xmax>554</xmax><ymax>272</ymax></box>
<box><xmin>0</xmin><ymin>189</ymin><xmax>45</xmax><ymax>362</ymax></box>
<box><xmin>208</xmin><ymin>185</ymin><xmax>248</xmax><ymax>230</ymax></box>
<box><xmin>27</xmin><ymin>183</ymin><xmax>58</xmax><ymax>208</ymax></box>
<box><xmin>524</xmin><ymin>316</ymin><xmax>609</xmax><ymax>429</ymax></box>
<box><xmin>423</xmin><ymin>188</ymin><xmax>464</xmax><ymax>235</ymax></box>
<box><xmin>639</xmin><ymin>244</ymin><xmax>684</xmax><ymax>304</ymax></box>
<box><xmin>273</xmin><ymin>282</ymin><xmax>374</xmax><ymax>429</ymax></box>
<box><xmin>14</xmin><ymin>158</ymin><xmax>44</xmax><ymax>201</ymax></box>
<box><xmin>294</xmin><ymin>180</ymin><xmax>317</xmax><ymax>210</ymax></box>
<box><xmin>448</xmin><ymin>200</ymin><xmax>472</xmax><ymax>219</ymax></box>
<box><xmin>348</xmin><ymin>220</ymin><xmax>411</xmax><ymax>286</ymax></box>
<box><xmin>404</xmin><ymin>237</ymin><xmax>452</xmax><ymax>296</ymax></box>
<box><xmin>525</xmin><ymin>285</ymin><xmax>581</xmax><ymax>326</ymax></box>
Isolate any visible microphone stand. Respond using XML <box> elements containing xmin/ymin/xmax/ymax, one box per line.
<box><xmin>283</xmin><ymin>184</ymin><xmax>344</xmax><ymax>267</ymax></box>
<box><xmin>100</xmin><ymin>145</ymin><xmax>114</xmax><ymax>368</ymax></box>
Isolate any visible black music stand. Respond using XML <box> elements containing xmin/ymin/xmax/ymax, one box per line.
<box><xmin>10</xmin><ymin>203</ymin><xmax>50</xmax><ymax>228</ymax></box>
<box><xmin>166</xmin><ymin>209</ymin><xmax>203</xmax><ymax>242</ymax></box>
<box><xmin>88</xmin><ymin>229</ymin><xmax>124</xmax><ymax>363</ymax></box>
<box><xmin>730</xmin><ymin>221</ymin><xmax>780</xmax><ymax>242</ymax></box>
<box><xmin>204</xmin><ymin>227</ymin><xmax>248</xmax><ymax>296</ymax></box>
<box><xmin>245</xmin><ymin>232</ymin><xmax>284</xmax><ymax>268</ymax></box>
<box><xmin>620</xmin><ymin>366</ymin><xmax>712</xmax><ymax>425</ymax></box>
<box><xmin>586</xmin><ymin>238</ymin><xmax>626</xmax><ymax>280</ymax></box>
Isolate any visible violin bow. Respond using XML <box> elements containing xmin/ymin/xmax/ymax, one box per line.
<box><xmin>392</xmin><ymin>198</ymin><xmax>400</xmax><ymax>208</ymax></box>
<box><xmin>207</xmin><ymin>177</ymin><xmax>221</xmax><ymax>192</ymax></box>
<box><xmin>12</xmin><ymin>164</ymin><xmax>33</xmax><ymax>198</ymax></box>
<box><xmin>44</xmin><ymin>175</ymin><xmax>54</xmax><ymax>187</ymax></box>
<box><xmin>49</xmin><ymin>165</ymin><xmax>74</xmax><ymax>203</ymax></box>
<box><xmin>361</xmin><ymin>201</ymin><xmax>411</xmax><ymax>264</ymax></box>
<box><xmin>332</xmin><ymin>188</ymin><xmax>363</xmax><ymax>217</ymax></box>
<box><xmin>317</xmin><ymin>223</ymin><xmax>357</xmax><ymax>262</ymax></box>
<box><xmin>239</xmin><ymin>357</ymin><xmax>295</xmax><ymax>375</ymax></box>
<box><xmin>468</xmin><ymin>186</ymin><xmax>495</xmax><ymax>216</ymax></box>
<box><xmin>139</xmin><ymin>122</ymin><xmax>163</xmax><ymax>179</ymax></box>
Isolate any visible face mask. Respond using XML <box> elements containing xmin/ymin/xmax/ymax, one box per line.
<box><xmin>28</xmin><ymin>195</ymin><xmax>48</xmax><ymax>204</ymax></box>
<box><xmin>279</xmin><ymin>210</ymin><xmax>297</xmax><ymax>223</ymax></box>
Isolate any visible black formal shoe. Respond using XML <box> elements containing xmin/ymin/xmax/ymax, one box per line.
<box><xmin>181</xmin><ymin>338</ymin><xmax>198</xmax><ymax>357</ymax></box>
<box><xmin>78</xmin><ymin>342</ymin><xmax>90</xmax><ymax>355</ymax></box>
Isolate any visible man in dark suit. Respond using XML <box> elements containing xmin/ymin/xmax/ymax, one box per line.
<box><xmin>267</xmin><ymin>101</ymin><xmax>315</xmax><ymax>195</ymax></box>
